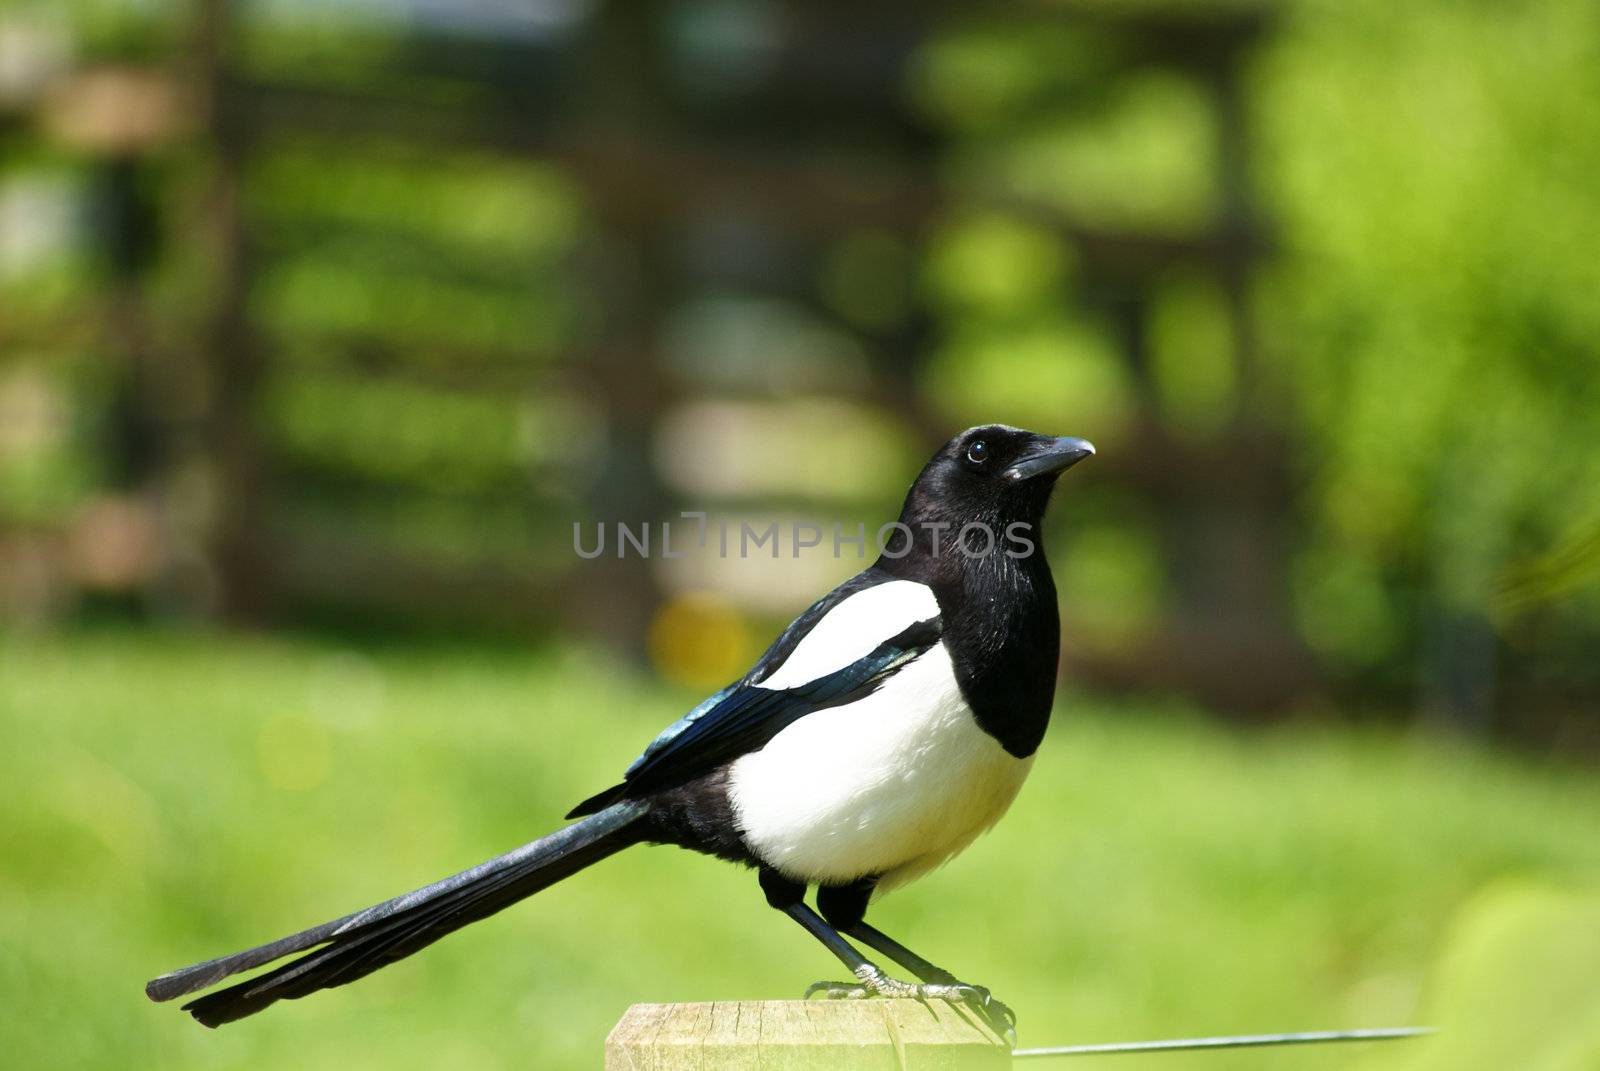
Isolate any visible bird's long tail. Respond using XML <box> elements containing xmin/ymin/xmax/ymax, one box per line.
<box><xmin>145</xmin><ymin>800</ymin><xmax>648</xmax><ymax>1027</ymax></box>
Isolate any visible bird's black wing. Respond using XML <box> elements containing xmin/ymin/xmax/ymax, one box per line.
<box><xmin>566</xmin><ymin>591</ymin><xmax>940</xmax><ymax>817</ymax></box>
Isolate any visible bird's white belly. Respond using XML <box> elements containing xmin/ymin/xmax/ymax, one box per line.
<box><xmin>728</xmin><ymin>644</ymin><xmax>1034</xmax><ymax>891</ymax></box>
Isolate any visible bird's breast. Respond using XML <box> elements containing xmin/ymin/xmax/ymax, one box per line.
<box><xmin>727</xmin><ymin>642</ymin><xmax>1034</xmax><ymax>890</ymax></box>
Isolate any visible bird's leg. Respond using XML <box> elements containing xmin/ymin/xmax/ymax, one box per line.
<box><xmin>845</xmin><ymin>921</ymin><xmax>963</xmax><ymax>986</ymax></box>
<box><xmin>814</xmin><ymin>880</ymin><xmax>1017</xmax><ymax>1043</ymax></box>
<box><xmin>759</xmin><ymin>869</ymin><xmax>918</xmax><ymax>1001</ymax></box>
<box><xmin>782</xmin><ymin>904</ymin><xmax>923</xmax><ymax>1001</ymax></box>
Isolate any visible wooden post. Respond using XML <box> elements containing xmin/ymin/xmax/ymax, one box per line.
<box><xmin>606</xmin><ymin>1000</ymin><xmax>1010</xmax><ymax>1070</ymax></box>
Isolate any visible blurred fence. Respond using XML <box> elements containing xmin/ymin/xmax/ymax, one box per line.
<box><xmin>2</xmin><ymin>0</ymin><xmax>1598</xmax><ymax>747</ymax></box>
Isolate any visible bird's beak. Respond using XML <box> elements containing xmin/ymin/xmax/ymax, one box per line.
<box><xmin>1002</xmin><ymin>436</ymin><xmax>1096</xmax><ymax>481</ymax></box>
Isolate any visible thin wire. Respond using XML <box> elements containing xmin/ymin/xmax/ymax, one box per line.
<box><xmin>1013</xmin><ymin>1026</ymin><xmax>1435</xmax><ymax>1058</ymax></box>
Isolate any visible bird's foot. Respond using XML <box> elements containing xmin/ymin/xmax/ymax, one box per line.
<box><xmin>916</xmin><ymin>982</ymin><xmax>1017</xmax><ymax>1045</ymax></box>
<box><xmin>803</xmin><ymin>964</ymin><xmax>920</xmax><ymax>1001</ymax></box>
<box><xmin>802</xmin><ymin>968</ymin><xmax>1017</xmax><ymax>1045</ymax></box>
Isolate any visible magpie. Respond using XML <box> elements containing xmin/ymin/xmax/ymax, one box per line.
<box><xmin>146</xmin><ymin>424</ymin><xmax>1093</xmax><ymax>1039</ymax></box>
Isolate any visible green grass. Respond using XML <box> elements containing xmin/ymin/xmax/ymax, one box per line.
<box><xmin>2</xmin><ymin>630</ymin><xmax>1597</xmax><ymax>1069</ymax></box>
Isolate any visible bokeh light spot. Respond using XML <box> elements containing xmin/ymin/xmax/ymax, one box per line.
<box><xmin>648</xmin><ymin>591</ymin><xmax>753</xmax><ymax>690</ymax></box>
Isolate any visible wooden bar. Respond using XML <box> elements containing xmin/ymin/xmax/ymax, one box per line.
<box><xmin>606</xmin><ymin>1000</ymin><xmax>1010</xmax><ymax>1070</ymax></box>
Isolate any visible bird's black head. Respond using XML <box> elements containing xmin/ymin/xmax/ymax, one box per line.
<box><xmin>885</xmin><ymin>424</ymin><xmax>1095</xmax><ymax>565</ymax></box>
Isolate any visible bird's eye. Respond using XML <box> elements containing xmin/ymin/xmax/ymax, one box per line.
<box><xmin>965</xmin><ymin>440</ymin><xmax>989</xmax><ymax>465</ymax></box>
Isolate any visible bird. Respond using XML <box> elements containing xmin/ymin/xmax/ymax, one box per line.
<box><xmin>146</xmin><ymin>424</ymin><xmax>1094</xmax><ymax>1039</ymax></box>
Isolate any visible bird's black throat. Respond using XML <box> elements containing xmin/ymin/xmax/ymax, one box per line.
<box><xmin>878</xmin><ymin>494</ymin><xmax>1063</xmax><ymax>759</ymax></box>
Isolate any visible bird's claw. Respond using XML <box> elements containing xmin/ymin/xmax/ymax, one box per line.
<box><xmin>801</xmin><ymin>973</ymin><xmax>1018</xmax><ymax>1045</ymax></box>
<box><xmin>916</xmin><ymin>983</ymin><xmax>1016</xmax><ymax>1044</ymax></box>
<box><xmin>803</xmin><ymin>980</ymin><xmax>871</xmax><ymax>1000</ymax></box>
<box><xmin>968</xmin><ymin>990</ymin><xmax>1018</xmax><ymax>1046</ymax></box>
<box><xmin>805</xmin><ymin>966</ymin><xmax>920</xmax><ymax>1000</ymax></box>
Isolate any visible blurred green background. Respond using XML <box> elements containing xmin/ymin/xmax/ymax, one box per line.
<box><xmin>2</xmin><ymin>1</ymin><xmax>1598</xmax><ymax>1068</ymax></box>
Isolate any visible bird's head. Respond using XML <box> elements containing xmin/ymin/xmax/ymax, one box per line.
<box><xmin>888</xmin><ymin>425</ymin><xmax>1095</xmax><ymax>564</ymax></box>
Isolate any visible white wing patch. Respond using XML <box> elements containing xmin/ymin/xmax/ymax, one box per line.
<box><xmin>757</xmin><ymin>579</ymin><xmax>940</xmax><ymax>692</ymax></box>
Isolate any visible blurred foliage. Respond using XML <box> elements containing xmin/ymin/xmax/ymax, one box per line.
<box><xmin>920</xmin><ymin>0</ymin><xmax>1600</xmax><ymax>717</ymax></box>
<box><xmin>3</xmin><ymin>631</ymin><xmax>1598</xmax><ymax>1069</ymax></box>
<box><xmin>249</xmin><ymin>146</ymin><xmax>580</xmax><ymax>356</ymax></box>
<box><xmin>4</xmin><ymin>5</ymin><xmax>1598</xmax><ymax>1065</ymax></box>
<box><xmin>1149</xmin><ymin>273</ymin><xmax>1237</xmax><ymax>438</ymax></box>
<box><xmin>923</xmin><ymin>211</ymin><xmax>1076</xmax><ymax>317</ymax></box>
<box><xmin>1260</xmin><ymin>0</ymin><xmax>1600</xmax><ymax>691</ymax></box>
<box><xmin>3</xmin><ymin>1</ymin><xmax>1600</xmax><ymax>719</ymax></box>
<box><xmin>925</xmin><ymin>312</ymin><xmax>1136</xmax><ymax>439</ymax></box>
<box><xmin>268</xmin><ymin>374</ymin><xmax>538</xmax><ymax>493</ymax></box>
<box><xmin>1360</xmin><ymin>884</ymin><xmax>1600</xmax><ymax>1071</ymax></box>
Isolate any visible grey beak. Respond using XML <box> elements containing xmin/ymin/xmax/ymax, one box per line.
<box><xmin>1002</xmin><ymin>436</ymin><xmax>1096</xmax><ymax>481</ymax></box>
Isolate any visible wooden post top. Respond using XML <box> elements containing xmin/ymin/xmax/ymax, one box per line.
<box><xmin>606</xmin><ymin>1000</ymin><xmax>1011</xmax><ymax>1070</ymax></box>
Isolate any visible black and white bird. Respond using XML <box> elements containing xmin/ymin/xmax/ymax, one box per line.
<box><xmin>147</xmin><ymin>424</ymin><xmax>1094</xmax><ymax>1038</ymax></box>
